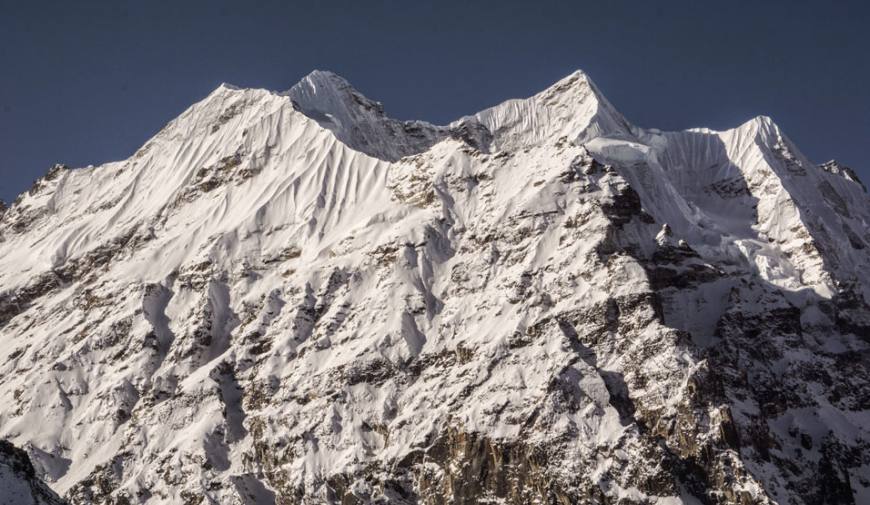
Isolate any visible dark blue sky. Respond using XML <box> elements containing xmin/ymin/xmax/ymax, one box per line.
<box><xmin>1</xmin><ymin>0</ymin><xmax>868</xmax><ymax>202</ymax></box>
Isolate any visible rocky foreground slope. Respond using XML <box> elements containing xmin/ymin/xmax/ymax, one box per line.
<box><xmin>0</xmin><ymin>70</ymin><xmax>869</xmax><ymax>504</ymax></box>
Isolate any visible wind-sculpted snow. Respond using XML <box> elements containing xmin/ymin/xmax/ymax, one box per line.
<box><xmin>0</xmin><ymin>69</ymin><xmax>868</xmax><ymax>505</ymax></box>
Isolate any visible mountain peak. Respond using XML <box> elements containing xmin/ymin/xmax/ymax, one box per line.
<box><xmin>216</xmin><ymin>82</ymin><xmax>241</xmax><ymax>91</ymax></box>
<box><xmin>539</xmin><ymin>69</ymin><xmax>593</xmax><ymax>95</ymax></box>
<box><xmin>464</xmin><ymin>69</ymin><xmax>633</xmax><ymax>151</ymax></box>
<box><xmin>287</xmin><ymin>70</ymin><xmax>384</xmax><ymax>116</ymax></box>
<box><xmin>299</xmin><ymin>69</ymin><xmax>350</xmax><ymax>85</ymax></box>
<box><xmin>284</xmin><ymin>71</ymin><xmax>445</xmax><ymax>161</ymax></box>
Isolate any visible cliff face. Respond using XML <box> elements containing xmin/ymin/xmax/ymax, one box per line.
<box><xmin>0</xmin><ymin>70</ymin><xmax>868</xmax><ymax>504</ymax></box>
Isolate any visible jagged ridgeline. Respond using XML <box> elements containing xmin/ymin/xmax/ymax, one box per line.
<box><xmin>0</xmin><ymin>70</ymin><xmax>869</xmax><ymax>505</ymax></box>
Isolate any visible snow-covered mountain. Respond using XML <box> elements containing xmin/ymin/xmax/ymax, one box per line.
<box><xmin>1</xmin><ymin>69</ymin><xmax>869</xmax><ymax>505</ymax></box>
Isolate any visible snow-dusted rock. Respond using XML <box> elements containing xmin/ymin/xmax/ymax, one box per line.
<box><xmin>0</xmin><ymin>69</ymin><xmax>868</xmax><ymax>504</ymax></box>
<box><xmin>0</xmin><ymin>440</ymin><xmax>66</xmax><ymax>505</ymax></box>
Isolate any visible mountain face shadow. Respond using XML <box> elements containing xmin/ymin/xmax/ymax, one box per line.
<box><xmin>597</xmin><ymin>130</ymin><xmax>870</xmax><ymax>504</ymax></box>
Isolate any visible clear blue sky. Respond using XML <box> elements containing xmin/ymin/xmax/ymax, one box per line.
<box><xmin>1</xmin><ymin>0</ymin><xmax>868</xmax><ymax>202</ymax></box>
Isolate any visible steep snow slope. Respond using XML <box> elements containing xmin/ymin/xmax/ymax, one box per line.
<box><xmin>0</xmin><ymin>70</ymin><xmax>869</xmax><ymax>505</ymax></box>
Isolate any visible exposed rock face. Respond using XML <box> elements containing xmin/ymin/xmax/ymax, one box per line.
<box><xmin>0</xmin><ymin>440</ymin><xmax>67</xmax><ymax>505</ymax></box>
<box><xmin>0</xmin><ymin>70</ymin><xmax>869</xmax><ymax>504</ymax></box>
